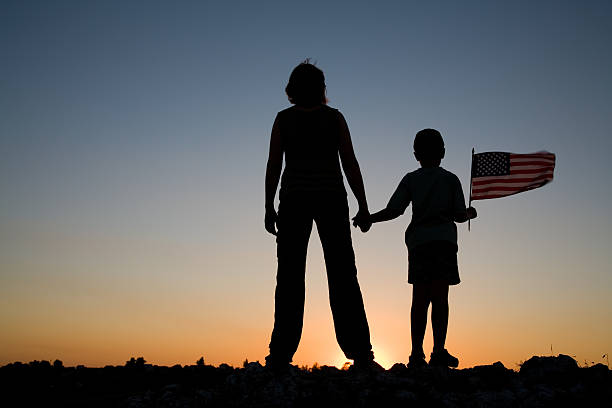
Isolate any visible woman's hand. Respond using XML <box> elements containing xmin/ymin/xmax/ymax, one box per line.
<box><xmin>265</xmin><ymin>207</ymin><xmax>278</xmax><ymax>236</ymax></box>
<box><xmin>352</xmin><ymin>209</ymin><xmax>372</xmax><ymax>233</ymax></box>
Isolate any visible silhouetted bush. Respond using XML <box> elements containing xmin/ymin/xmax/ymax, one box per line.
<box><xmin>125</xmin><ymin>357</ymin><xmax>146</xmax><ymax>368</ymax></box>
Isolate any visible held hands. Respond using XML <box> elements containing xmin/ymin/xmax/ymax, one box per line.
<box><xmin>265</xmin><ymin>207</ymin><xmax>278</xmax><ymax>236</ymax></box>
<box><xmin>352</xmin><ymin>208</ymin><xmax>372</xmax><ymax>233</ymax></box>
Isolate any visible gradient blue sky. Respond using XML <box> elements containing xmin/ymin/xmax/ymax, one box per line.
<box><xmin>1</xmin><ymin>0</ymin><xmax>611</xmax><ymax>368</ymax></box>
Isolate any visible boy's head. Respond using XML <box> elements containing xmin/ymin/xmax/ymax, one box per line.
<box><xmin>413</xmin><ymin>128</ymin><xmax>445</xmax><ymax>165</ymax></box>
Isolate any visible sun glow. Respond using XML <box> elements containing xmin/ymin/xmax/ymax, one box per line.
<box><xmin>331</xmin><ymin>349</ymin><xmax>395</xmax><ymax>370</ymax></box>
<box><xmin>371</xmin><ymin>349</ymin><xmax>395</xmax><ymax>370</ymax></box>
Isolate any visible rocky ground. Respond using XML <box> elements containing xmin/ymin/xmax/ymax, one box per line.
<box><xmin>1</xmin><ymin>354</ymin><xmax>609</xmax><ymax>407</ymax></box>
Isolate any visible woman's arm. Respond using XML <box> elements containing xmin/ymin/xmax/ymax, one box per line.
<box><xmin>337</xmin><ymin>112</ymin><xmax>368</xmax><ymax>214</ymax></box>
<box><xmin>264</xmin><ymin>116</ymin><xmax>283</xmax><ymax>235</ymax></box>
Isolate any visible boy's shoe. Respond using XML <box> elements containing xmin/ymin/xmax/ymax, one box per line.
<box><xmin>429</xmin><ymin>349</ymin><xmax>459</xmax><ymax>368</ymax></box>
<box><xmin>407</xmin><ymin>352</ymin><xmax>428</xmax><ymax>369</ymax></box>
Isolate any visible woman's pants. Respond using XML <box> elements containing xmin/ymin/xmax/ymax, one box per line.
<box><xmin>268</xmin><ymin>192</ymin><xmax>373</xmax><ymax>363</ymax></box>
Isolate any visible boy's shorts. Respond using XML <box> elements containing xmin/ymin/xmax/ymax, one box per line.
<box><xmin>408</xmin><ymin>240</ymin><xmax>460</xmax><ymax>285</ymax></box>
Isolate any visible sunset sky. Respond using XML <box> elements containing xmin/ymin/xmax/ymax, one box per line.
<box><xmin>1</xmin><ymin>0</ymin><xmax>611</xmax><ymax>370</ymax></box>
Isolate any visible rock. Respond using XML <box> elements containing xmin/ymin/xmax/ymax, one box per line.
<box><xmin>470</xmin><ymin>389</ymin><xmax>517</xmax><ymax>408</ymax></box>
<box><xmin>395</xmin><ymin>390</ymin><xmax>417</xmax><ymax>401</ymax></box>
<box><xmin>243</xmin><ymin>361</ymin><xmax>265</xmax><ymax>376</ymax></box>
<box><xmin>467</xmin><ymin>361</ymin><xmax>514</xmax><ymax>389</ymax></box>
<box><xmin>585</xmin><ymin>363</ymin><xmax>609</xmax><ymax>381</ymax></box>
<box><xmin>520</xmin><ymin>354</ymin><xmax>579</xmax><ymax>385</ymax></box>
<box><xmin>389</xmin><ymin>362</ymin><xmax>408</xmax><ymax>375</ymax></box>
<box><xmin>531</xmin><ymin>383</ymin><xmax>557</xmax><ymax>404</ymax></box>
<box><xmin>162</xmin><ymin>383</ymin><xmax>180</xmax><ymax>392</ymax></box>
<box><xmin>122</xmin><ymin>395</ymin><xmax>147</xmax><ymax>408</ymax></box>
<box><xmin>195</xmin><ymin>390</ymin><xmax>214</xmax><ymax>406</ymax></box>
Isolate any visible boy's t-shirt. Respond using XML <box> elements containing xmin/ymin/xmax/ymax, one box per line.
<box><xmin>386</xmin><ymin>167</ymin><xmax>467</xmax><ymax>251</ymax></box>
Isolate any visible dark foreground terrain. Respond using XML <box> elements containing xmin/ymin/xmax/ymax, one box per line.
<box><xmin>1</xmin><ymin>355</ymin><xmax>609</xmax><ymax>407</ymax></box>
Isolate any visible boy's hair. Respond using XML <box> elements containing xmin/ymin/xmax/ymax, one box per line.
<box><xmin>285</xmin><ymin>59</ymin><xmax>327</xmax><ymax>107</ymax></box>
<box><xmin>414</xmin><ymin>128</ymin><xmax>445</xmax><ymax>160</ymax></box>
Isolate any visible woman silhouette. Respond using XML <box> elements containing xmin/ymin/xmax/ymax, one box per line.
<box><xmin>264</xmin><ymin>61</ymin><xmax>380</xmax><ymax>371</ymax></box>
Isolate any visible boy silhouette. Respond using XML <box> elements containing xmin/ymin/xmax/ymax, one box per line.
<box><xmin>354</xmin><ymin>129</ymin><xmax>476</xmax><ymax>368</ymax></box>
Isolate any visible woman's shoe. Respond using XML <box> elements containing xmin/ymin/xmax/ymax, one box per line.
<box><xmin>264</xmin><ymin>354</ymin><xmax>291</xmax><ymax>374</ymax></box>
<box><xmin>429</xmin><ymin>349</ymin><xmax>459</xmax><ymax>368</ymax></box>
<box><xmin>351</xmin><ymin>358</ymin><xmax>385</xmax><ymax>374</ymax></box>
<box><xmin>407</xmin><ymin>352</ymin><xmax>428</xmax><ymax>368</ymax></box>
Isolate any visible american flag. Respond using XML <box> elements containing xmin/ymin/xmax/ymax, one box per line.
<box><xmin>470</xmin><ymin>151</ymin><xmax>555</xmax><ymax>200</ymax></box>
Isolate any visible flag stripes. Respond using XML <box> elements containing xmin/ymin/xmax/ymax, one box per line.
<box><xmin>470</xmin><ymin>152</ymin><xmax>555</xmax><ymax>200</ymax></box>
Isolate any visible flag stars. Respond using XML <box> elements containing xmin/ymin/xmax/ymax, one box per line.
<box><xmin>473</xmin><ymin>152</ymin><xmax>510</xmax><ymax>177</ymax></box>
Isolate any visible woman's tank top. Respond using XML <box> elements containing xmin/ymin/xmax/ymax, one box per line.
<box><xmin>277</xmin><ymin>105</ymin><xmax>346</xmax><ymax>198</ymax></box>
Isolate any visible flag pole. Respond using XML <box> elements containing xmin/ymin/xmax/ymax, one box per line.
<box><xmin>468</xmin><ymin>148</ymin><xmax>474</xmax><ymax>231</ymax></box>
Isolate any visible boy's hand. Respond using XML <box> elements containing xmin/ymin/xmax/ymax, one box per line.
<box><xmin>265</xmin><ymin>207</ymin><xmax>278</xmax><ymax>236</ymax></box>
<box><xmin>467</xmin><ymin>206</ymin><xmax>477</xmax><ymax>220</ymax></box>
<box><xmin>352</xmin><ymin>209</ymin><xmax>372</xmax><ymax>233</ymax></box>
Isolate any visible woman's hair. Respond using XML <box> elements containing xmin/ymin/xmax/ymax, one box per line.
<box><xmin>414</xmin><ymin>128</ymin><xmax>445</xmax><ymax>160</ymax></box>
<box><xmin>285</xmin><ymin>60</ymin><xmax>327</xmax><ymax>107</ymax></box>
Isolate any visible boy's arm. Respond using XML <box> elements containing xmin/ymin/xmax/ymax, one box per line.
<box><xmin>454</xmin><ymin>207</ymin><xmax>477</xmax><ymax>223</ymax></box>
<box><xmin>353</xmin><ymin>178</ymin><xmax>408</xmax><ymax>229</ymax></box>
<box><xmin>352</xmin><ymin>208</ymin><xmax>401</xmax><ymax>231</ymax></box>
<box><xmin>370</xmin><ymin>207</ymin><xmax>402</xmax><ymax>224</ymax></box>
<box><xmin>373</xmin><ymin>174</ymin><xmax>411</xmax><ymax>224</ymax></box>
<box><xmin>451</xmin><ymin>174</ymin><xmax>477</xmax><ymax>223</ymax></box>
